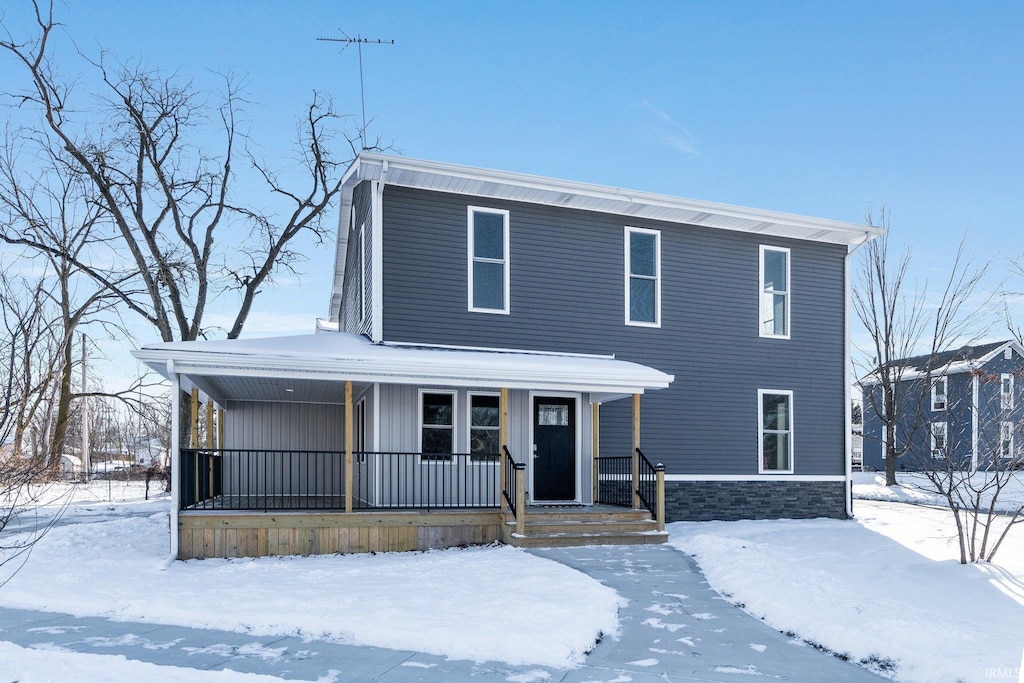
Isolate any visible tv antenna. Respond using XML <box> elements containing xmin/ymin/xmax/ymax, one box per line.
<box><xmin>317</xmin><ymin>30</ymin><xmax>394</xmax><ymax>150</ymax></box>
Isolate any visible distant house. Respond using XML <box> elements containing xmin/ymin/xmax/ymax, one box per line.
<box><xmin>860</xmin><ymin>340</ymin><xmax>1024</xmax><ymax>472</ymax></box>
<box><xmin>135</xmin><ymin>153</ymin><xmax>882</xmax><ymax>560</ymax></box>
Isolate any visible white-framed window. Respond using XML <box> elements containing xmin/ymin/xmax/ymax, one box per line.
<box><xmin>930</xmin><ymin>422</ymin><xmax>947</xmax><ymax>457</ymax></box>
<box><xmin>467</xmin><ymin>207</ymin><xmax>510</xmax><ymax>314</ymax></box>
<box><xmin>881</xmin><ymin>425</ymin><xmax>888</xmax><ymax>459</ymax></box>
<box><xmin>467</xmin><ymin>392</ymin><xmax>500</xmax><ymax>462</ymax></box>
<box><xmin>932</xmin><ymin>376</ymin><xmax>947</xmax><ymax>411</ymax></box>
<box><xmin>420</xmin><ymin>390</ymin><xmax>456</xmax><ymax>461</ymax></box>
<box><xmin>1002</xmin><ymin>373</ymin><xmax>1014</xmax><ymax>409</ymax></box>
<box><xmin>1005</xmin><ymin>348</ymin><xmax>1014</xmax><ymax>360</ymax></box>
<box><xmin>356</xmin><ymin>222</ymin><xmax>366</xmax><ymax>323</ymax></box>
<box><xmin>758</xmin><ymin>389</ymin><xmax>793</xmax><ymax>473</ymax></box>
<box><xmin>624</xmin><ymin>226</ymin><xmax>661</xmax><ymax>327</ymax></box>
<box><xmin>1001</xmin><ymin>422</ymin><xmax>1014</xmax><ymax>458</ymax></box>
<box><xmin>759</xmin><ymin>245</ymin><xmax>790</xmax><ymax>339</ymax></box>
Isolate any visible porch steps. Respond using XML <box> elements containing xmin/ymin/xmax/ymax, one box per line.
<box><xmin>503</xmin><ymin>507</ymin><xmax>668</xmax><ymax>548</ymax></box>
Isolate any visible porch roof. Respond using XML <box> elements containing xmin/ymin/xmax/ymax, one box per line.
<box><xmin>133</xmin><ymin>332</ymin><xmax>674</xmax><ymax>404</ymax></box>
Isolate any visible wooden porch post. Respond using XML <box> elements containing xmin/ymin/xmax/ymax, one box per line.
<box><xmin>499</xmin><ymin>387</ymin><xmax>509</xmax><ymax>511</ymax></box>
<box><xmin>632</xmin><ymin>393</ymin><xmax>641</xmax><ymax>509</ymax></box>
<box><xmin>345</xmin><ymin>380</ymin><xmax>353</xmax><ymax>513</ymax></box>
<box><xmin>205</xmin><ymin>401</ymin><xmax>215</xmax><ymax>448</ymax></box>
<box><xmin>591</xmin><ymin>402</ymin><xmax>600</xmax><ymax>503</ymax></box>
<box><xmin>189</xmin><ymin>388</ymin><xmax>199</xmax><ymax>449</ymax></box>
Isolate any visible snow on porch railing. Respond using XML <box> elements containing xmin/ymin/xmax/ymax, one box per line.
<box><xmin>178</xmin><ymin>448</ymin><xmax>501</xmax><ymax>512</ymax></box>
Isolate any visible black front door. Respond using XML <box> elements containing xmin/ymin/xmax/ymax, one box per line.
<box><xmin>533</xmin><ymin>397</ymin><xmax>576</xmax><ymax>501</ymax></box>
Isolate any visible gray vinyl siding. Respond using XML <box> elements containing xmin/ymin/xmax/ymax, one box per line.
<box><xmin>380</xmin><ymin>186</ymin><xmax>846</xmax><ymax>476</ymax></box>
<box><xmin>221</xmin><ymin>400</ymin><xmax>346</xmax><ymax>496</ymax></box>
<box><xmin>861</xmin><ymin>351</ymin><xmax>1024</xmax><ymax>472</ymax></box>
<box><xmin>377</xmin><ymin>384</ymin><xmax>595</xmax><ymax>503</ymax></box>
<box><xmin>340</xmin><ymin>180</ymin><xmax>374</xmax><ymax>336</ymax></box>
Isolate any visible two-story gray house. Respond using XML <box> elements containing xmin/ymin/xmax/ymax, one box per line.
<box><xmin>135</xmin><ymin>152</ymin><xmax>883</xmax><ymax>560</ymax></box>
<box><xmin>861</xmin><ymin>340</ymin><xmax>1024</xmax><ymax>472</ymax></box>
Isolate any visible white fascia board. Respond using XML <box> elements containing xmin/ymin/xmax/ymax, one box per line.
<box><xmin>351</xmin><ymin>152</ymin><xmax>885</xmax><ymax>246</ymax></box>
<box><xmin>132</xmin><ymin>351</ymin><xmax>673</xmax><ymax>395</ymax></box>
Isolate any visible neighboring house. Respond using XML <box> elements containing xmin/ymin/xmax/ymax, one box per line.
<box><xmin>860</xmin><ymin>340</ymin><xmax>1024</xmax><ymax>472</ymax></box>
<box><xmin>134</xmin><ymin>152</ymin><xmax>882</xmax><ymax>560</ymax></box>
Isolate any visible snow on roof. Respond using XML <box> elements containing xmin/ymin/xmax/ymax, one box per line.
<box><xmin>860</xmin><ymin>339</ymin><xmax>1024</xmax><ymax>385</ymax></box>
<box><xmin>133</xmin><ymin>332</ymin><xmax>674</xmax><ymax>399</ymax></box>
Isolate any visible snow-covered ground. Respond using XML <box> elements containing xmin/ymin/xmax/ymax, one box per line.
<box><xmin>852</xmin><ymin>471</ymin><xmax>1024</xmax><ymax>513</ymax></box>
<box><xmin>668</xmin><ymin>500</ymin><xmax>1024</xmax><ymax>683</ymax></box>
<box><xmin>5</xmin><ymin>481</ymin><xmax>1024</xmax><ymax>682</ymax></box>
<box><xmin>0</xmin><ymin>481</ymin><xmax>621</xmax><ymax>678</ymax></box>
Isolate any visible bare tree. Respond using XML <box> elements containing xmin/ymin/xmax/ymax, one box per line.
<box><xmin>854</xmin><ymin>212</ymin><xmax>989</xmax><ymax>485</ymax></box>
<box><xmin>918</xmin><ymin>377</ymin><xmax>1024</xmax><ymax>563</ymax></box>
<box><xmin>0</xmin><ymin>1</ymin><xmax>358</xmax><ymax>339</ymax></box>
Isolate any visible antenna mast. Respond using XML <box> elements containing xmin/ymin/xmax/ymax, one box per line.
<box><xmin>317</xmin><ymin>30</ymin><xmax>394</xmax><ymax>150</ymax></box>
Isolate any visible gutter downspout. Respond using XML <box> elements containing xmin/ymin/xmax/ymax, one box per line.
<box><xmin>845</xmin><ymin>232</ymin><xmax>874</xmax><ymax>518</ymax></box>
<box><xmin>167</xmin><ymin>359</ymin><xmax>180</xmax><ymax>564</ymax></box>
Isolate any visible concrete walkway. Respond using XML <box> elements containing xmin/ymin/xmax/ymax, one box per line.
<box><xmin>0</xmin><ymin>545</ymin><xmax>885</xmax><ymax>681</ymax></box>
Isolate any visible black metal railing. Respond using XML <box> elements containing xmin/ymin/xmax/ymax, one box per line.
<box><xmin>635</xmin><ymin>448</ymin><xmax>664</xmax><ymax>521</ymax></box>
<box><xmin>180</xmin><ymin>448</ymin><xmax>223</xmax><ymax>510</ymax></box>
<box><xmin>595</xmin><ymin>455</ymin><xmax>632</xmax><ymax>507</ymax></box>
<box><xmin>178</xmin><ymin>448</ymin><xmax>501</xmax><ymax>512</ymax></box>
<box><xmin>353</xmin><ymin>451</ymin><xmax>499</xmax><ymax>510</ymax></box>
<box><xmin>502</xmin><ymin>446</ymin><xmax>525</xmax><ymax>518</ymax></box>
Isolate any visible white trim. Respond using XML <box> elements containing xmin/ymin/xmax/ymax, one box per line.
<box><xmin>418</xmin><ymin>389</ymin><xmax>457</xmax><ymax>461</ymax></box>
<box><xmin>528</xmin><ymin>391</ymin><xmax>582</xmax><ymax>504</ymax></box>
<box><xmin>758</xmin><ymin>388</ymin><xmax>794</xmax><ymax>474</ymax></box>
<box><xmin>467</xmin><ymin>206</ymin><xmax>511</xmax><ymax>315</ymax></box>
<box><xmin>624</xmin><ymin>226</ymin><xmax>661</xmax><ymax>328</ymax></box>
<box><xmin>664</xmin><ymin>474</ymin><xmax>845</xmax><ymax>482</ymax></box>
<box><xmin>759</xmin><ymin>245</ymin><xmax>791</xmax><ymax>339</ymax></box>
<box><xmin>371</xmin><ymin>179</ymin><xmax>384</xmax><ymax>341</ymax></box>
<box><xmin>1002</xmin><ymin>421</ymin><xmax>1015</xmax><ymax>458</ymax></box>
<box><xmin>466</xmin><ymin>391</ymin><xmax>501</xmax><ymax>463</ymax></box>
<box><xmin>1002</xmin><ymin>373</ymin><xmax>1015</xmax><ymax>409</ymax></box>
<box><xmin>168</xmin><ymin>361</ymin><xmax>179</xmax><ymax>562</ymax></box>
<box><xmin>931</xmin><ymin>376</ymin><xmax>947</xmax><ymax>411</ymax></box>
<box><xmin>383</xmin><ymin>339</ymin><xmax>616</xmax><ymax>360</ymax></box>
<box><xmin>356</xmin><ymin>221</ymin><xmax>366</xmax><ymax>326</ymax></box>
<box><xmin>971</xmin><ymin>374</ymin><xmax>979</xmax><ymax>470</ymax></box>
<box><xmin>881</xmin><ymin>425</ymin><xmax>888</xmax><ymax>459</ymax></box>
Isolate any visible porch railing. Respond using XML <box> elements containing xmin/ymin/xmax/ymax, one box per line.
<box><xmin>596</xmin><ymin>449</ymin><xmax>666</xmax><ymax>531</ymax></box>
<box><xmin>502</xmin><ymin>446</ymin><xmax>527</xmax><ymax>535</ymax></box>
<box><xmin>595</xmin><ymin>455</ymin><xmax>632</xmax><ymax>507</ymax></box>
<box><xmin>178</xmin><ymin>448</ymin><xmax>501</xmax><ymax>512</ymax></box>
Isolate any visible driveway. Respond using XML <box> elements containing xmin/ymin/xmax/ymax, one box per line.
<box><xmin>0</xmin><ymin>544</ymin><xmax>884</xmax><ymax>681</ymax></box>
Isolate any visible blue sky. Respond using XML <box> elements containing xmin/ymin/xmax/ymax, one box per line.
<box><xmin>2</xmin><ymin>1</ymin><xmax>1022</xmax><ymax>383</ymax></box>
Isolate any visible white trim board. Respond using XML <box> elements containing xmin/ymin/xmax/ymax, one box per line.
<box><xmin>664</xmin><ymin>475</ymin><xmax>847</xmax><ymax>482</ymax></box>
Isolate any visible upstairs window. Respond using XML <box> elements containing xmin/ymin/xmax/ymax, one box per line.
<box><xmin>760</xmin><ymin>246</ymin><xmax>790</xmax><ymax>338</ymax></box>
<box><xmin>932</xmin><ymin>377</ymin><xmax>947</xmax><ymax>411</ymax></box>
<box><xmin>1002</xmin><ymin>373</ymin><xmax>1014</xmax><ymax>409</ymax></box>
<box><xmin>759</xmin><ymin>390</ymin><xmax>793</xmax><ymax>473</ymax></box>
<box><xmin>468</xmin><ymin>393</ymin><xmax>500</xmax><ymax>462</ymax></box>
<box><xmin>420</xmin><ymin>392</ymin><xmax>455</xmax><ymax>461</ymax></box>
<box><xmin>625</xmin><ymin>227</ymin><xmax>661</xmax><ymax>327</ymax></box>
<box><xmin>930</xmin><ymin>422</ymin><xmax>947</xmax><ymax>457</ymax></box>
<box><xmin>468</xmin><ymin>207</ymin><xmax>510</xmax><ymax>314</ymax></box>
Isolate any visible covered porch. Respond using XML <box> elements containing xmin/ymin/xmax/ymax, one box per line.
<box><xmin>134</xmin><ymin>333</ymin><xmax>674</xmax><ymax>558</ymax></box>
